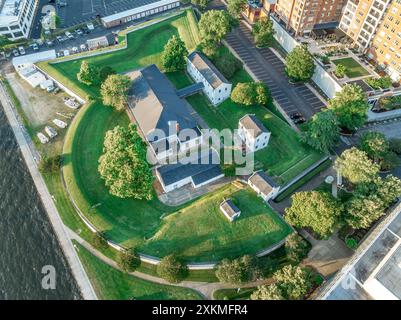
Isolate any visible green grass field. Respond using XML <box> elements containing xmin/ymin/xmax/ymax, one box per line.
<box><xmin>332</xmin><ymin>57</ymin><xmax>370</xmax><ymax>78</ymax></box>
<box><xmin>40</xmin><ymin>9</ymin><xmax>305</xmax><ymax>262</ymax></box>
<box><xmin>74</xmin><ymin>242</ymin><xmax>203</xmax><ymax>300</ymax></box>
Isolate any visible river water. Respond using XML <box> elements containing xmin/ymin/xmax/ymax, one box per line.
<box><xmin>0</xmin><ymin>103</ymin><xmax>81</xmax><ymax>299</ymax></box>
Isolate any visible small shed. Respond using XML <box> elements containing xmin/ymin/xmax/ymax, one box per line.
<box><xmin>219</xmin><ymin>199</ymin><xmax>241</xmax><ymax>222</ymax></box>
<box><xmin>86</xmin><ymin>34</ymin><xmax>116</xmax><ymax>50</ymax></box>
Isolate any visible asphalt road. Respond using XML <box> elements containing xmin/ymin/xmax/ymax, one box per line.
<box><xmin>226</xmin><ymin>21</ymin><xmax>326</xmax><ymax>120</ymax></box>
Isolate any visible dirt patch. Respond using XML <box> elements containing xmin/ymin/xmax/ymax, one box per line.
<box><xmin>6</xmin><ymin>72</ymin><xmax>76</xmax><ymax>129</ymax></box>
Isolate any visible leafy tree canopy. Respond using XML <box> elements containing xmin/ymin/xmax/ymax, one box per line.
<box><xmin>285</xmin><ymin>45</ymin><xmax>315</xmax><ymax>82</ymax></box>
<box><xmin>252</xmin><ymin>19</ymin><xmax>275</xmax><ymax>48</ymax></box>
<box><xmin>77</xmin><ymin>60</ymin><xmax>99</xmax><ymax>85</ymax></box>
<box><xmin>301</xmin><ymin>109</ymin><xmax>339</xmax><ymax>153</ymax></box>
<box><xmin>227</xmin><ymin>0</ymin><xmax>247</xmax><ymax>18</ymax></box>
<box><xmin>359</xmin><ymin>131</ymin><xmax>389</xmax><ymax>162</ymax></box>
<box><xmin>251</xmin><ymin>284</ymin><xmax>284</xmax><ymax>300</ymax></box>
<box><xmin>285</xmin><ymin>191</ymin><xmax>342</xmax><ymax>238</ymax></box>
<box><xmin>162</xmin><ymin>35</ymin><xmax>188</xmax><ymax>72</ymax></box>
<box><xmin>231</xmin><ymin>82</ymin><xmax>271</xmax><ymax>106</ymax></box>
<box><xmin>98</xmin><ymin>124</ymin><xmax>154</xmax><ymax>199</ymax></box>
<box><xmin>157</xmin><ymin>255</ymin><xmax>188</xmax><ymax>283</ymax></box>
<box><xmin>199</xmin><ymin>10</ymin><xmax>231</xmax><ymax>45</ymax></box>
<box><xmin>100</xmin><ymin>74</ymin><xmax>131</xmax><ymax>111</ymax></box>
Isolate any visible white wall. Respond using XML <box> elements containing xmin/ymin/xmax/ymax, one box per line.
<box><xmin>270</xmin><ymin>16</ymin><xmax>342</xmax><ymax>99</ymax></box>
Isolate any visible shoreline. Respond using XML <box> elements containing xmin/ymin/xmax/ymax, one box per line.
<box><xmin>0</xmin><ymin>82</ymin><xmax>97</xmax><ymax>300</ymax></box>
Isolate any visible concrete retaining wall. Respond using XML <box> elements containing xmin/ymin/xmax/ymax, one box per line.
<box><xmin>270</xmin><ymin>16</ymin><xmax>342</xmax><ymax>99</ymax></box>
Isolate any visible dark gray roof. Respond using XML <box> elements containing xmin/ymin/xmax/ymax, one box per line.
<box><xmin>156</xmin><ymin>150</ymin><xmax>222</xmax><ymax>187</ymax></box>
<box><xmin>220</xmin><ymin>199</ymin><xmax>241</xmax><ymax>218</ymax></box>
<box><xmin>248</xmin><ymin>171</ymin><xmax>278</xmax><ymax>195</ymax></box>
<box><xmin>239</xmin><ymin>114</ymin><xmax>269</xmax><ymax>138</ymax></box>
<box><xmin>127</xmin><ymin>64</ymin><xmax>198</xmax><ymax>140</ymax></box>
<box><xmin>188</xmin><ymin>51</ymin><xmax>229</xmax><ymax>89</ymax></box>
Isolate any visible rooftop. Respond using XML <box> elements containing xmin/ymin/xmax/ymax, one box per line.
<box><xmin>156</xmin><ymin>149</ymin><xmax>222</xmax><ymax>187</ymax></box>
<box><xmin>220</xmin><ymin>199</ymin><xmax>241</xmax><ymax>218</ymax></box>
<box><xmin>188</xmin><ymin>51</ymin><xmax>229</xmax><ymax>89</ymax></box>
<box><xmin>321</xmin><ymin>204</ymin><xmax>401</xmax><ymax>300</ymax></box>
<box><xmin>248</xmin><ymin>171</ymin><xmax>278</xmax><ymax>195</ymax></box>
<box><xmin>127</xmin><ymin>64</ymin><xmax>199</xmax><ymax>141</ymax></box>
<box><xmin>0</xmin><ymin>0</ymin><xmax>23</xmax><ymax>26</ymax></box>
<box><xmin>239</xmin><ymin>114</ymin><xmax>269</xmax><ymax>138</ymax></box>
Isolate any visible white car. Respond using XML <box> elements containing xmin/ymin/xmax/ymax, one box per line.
<box><xmin>63</xmin><ymin>49</ymin><xmax>70</xmax><ymax>56</ymax></box>
<box><xmin>45</xmin><ymin>126</ymin><xmax>58</xmax><ymax>139</ymax></box>
<box><xmin>86</xmin><ymin>23</ymin><xmax>94</xmax><ymax>30</ymax></box>
<box><xmin>80</xmin><ymin>44</ymin><xmax>87</xmax><ymax>51</ymax></box>
<box><xmin>65</xmin><ymin>31</ymin><xmax>74</xmax><ymax>39</ymax></box>
<box><xmin>37</xmin><ymin>132</ymin><xmax>49</xmax><ymax>144</ymax></box>
<box><xmin>53</xmin><ymin>119</ymin><xmax>67</xmax><ymax>129</ymax></box>
<box><xmin>71</xmin><ymin>46</ymin><xmax>79</xmax><ymax>53</ymax></box>
<box><xmin>18</xmin><ymin>46</ymin><xmax>25</xmax><ymax>55</ymax></box>
<box><xmin>12</xmin><ymin>49</ymin><xmax>19</xmax><ymax>57</ymax></box>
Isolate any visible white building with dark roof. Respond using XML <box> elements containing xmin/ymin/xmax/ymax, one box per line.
<box><xmin>248</xmin><ymin>171</ymin><xmax>280</xmax><ymax>202</ymax></box>
<box><xmin>127</xmin><ymin>64</ymin><xmax>204</xmax><ymax>163</ymax></box>
<box><xmin>220</xmin><ymin>199</ymin><xmax>241</xmax><ymax>222</ymax></box>
<box><xmin>187</xmin><ymin>51</ymin><xmax>232</xmax><ymax>106</ymax></box>
<box><xmin>238</xmin><ymin>114</ymin><xmax>271</xmax><ymax>152</ymax></box>
<box><xmin>0</xmin><ymin>0</ymin><xmax>37</xmax><ymax>40</ymax></box>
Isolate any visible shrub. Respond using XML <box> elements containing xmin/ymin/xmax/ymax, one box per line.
<box><xmin>334</xmin><ymin>64</ymin><xmax>347</xmax><ymax>78</ymax></box>
<box><xmin>345</xmin><ymin>237</ymin><xmax>358</xmax><ymax>250</ymax></box>
<box><xmin>157</xmin><ymin>255</ymin><xmax>188</xmax><ymax>283</ymax></box>
<box><xmin>366</xmin><ymin>76</ymin><xmax>392</xmax><ymax>90</ymax></box>
<box><xmin>215</xmin><ymin>255</ymin><xmax>260</xmax><ymax>284</ymax></box>
<box><xmin>285</xmin><ymin>233</ymin><xmax>310</xmax><ymax>264</ymax></box>
<box><xmin>389</xmin><ymin>138</ymin><xmax>401</xmax><ymax>155</ymax></box>
<box><xmin>39</xmin><ymin>155</ymin><xmax>62</xmax><ymax>173</ymax></box>
<box><xmin>91</xmin><ymin>232</ymin><xmax>108</xmax><ymax>250</ymax></box>
<box><xmin>214</xmin><ymin>53</ymin><xmax>242</xmax><ymax>79</ymax></box>
<box><xmin>116</xmin><ymin>249</ymin><xmax>140</xmax><ymax>273</ymax></box>
<box><xmin>231</xmin><ymin>82</ymin><xmax>271</xmax><ymax>106</ymax></box>
<box><xmin>381</xmin><ymin>151</ymin><xmax>401</xmax><ymax>171</ymax></box>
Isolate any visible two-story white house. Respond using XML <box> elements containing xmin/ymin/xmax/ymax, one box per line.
<box><xmin>238</xmin><ymin>114</ymin><xmax>271</xmax><ymax>152</ymax></box>
<box><xmin>187</xmin><ymin>51</ymin><xmax>232</xmax><ymax>106</ymax></box>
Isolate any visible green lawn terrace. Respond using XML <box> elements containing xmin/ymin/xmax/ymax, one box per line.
<box><xmin>38</xmin><ymin>9</ymin><xmax>316</xmax><ymax>261</ymax></box>
<box><xmin>332</xmin><ymin>57</ymin><xmax>370</xmax><ymax>78</ymax></box>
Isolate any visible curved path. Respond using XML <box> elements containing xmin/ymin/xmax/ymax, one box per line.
<box><xmin>67</xmin><ymin>227</ymin><xmax>266</xmax><ymax>300</ymax></box>
<box><xmin>0</xmin><ymin>82</ymin><xmax>98</xmax><ymax>300</ymax></box>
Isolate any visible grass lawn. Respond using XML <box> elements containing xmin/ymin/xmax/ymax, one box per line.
<box><xmin>332</xmin><ymin>57</ymin><xmax>370</xmax><ymax>78</ymax></box>
<box><xmin>183</xmin><ymin>68</ymin><xmax>323</xmax><ymax>184</ymax></box>
<box><xmin>74</xmin><ymin>241</ymin><xmax>203</xmax><ymax>300</ymax></box>
<box><xmin>141</xmin><ymin>183</ymin><xmax>292</xmax><ymax>262</ymax></box>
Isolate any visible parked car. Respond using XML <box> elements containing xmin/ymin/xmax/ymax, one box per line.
<box><xmin>46</xmin><ymin>40</ymin><xmax>54</xmax><ymax>46</ymax></box>
<box><xmin>56</xmin><ymin>51</ymin><xmax>64</xmax><ymax>58</ymax></box>
<box><xmin>82</xmin><ymin>27</ymin><xmax>91</xmax><ymax>34</ymax></box>
<box><xmin>71</xmin><ymin>46</ymin><xmax>79</xmax><ymax>53</ymax></box>
<box><xmin>290</xmin><ymin>112</ymin><xmax>303</xmax><ymax>119</ymax></box>
<box><xmin>294</xmin><ymin>117</ymin><xmax>306</xmax><ymax>124</ymax></box>
<box><xmin>80</xmin><ymin>44</ymin><xmax>87</xmax><ymax>51</ymax></box>
<box><xmin>31</xmin><ymin>43</ymin><xmax>39</xmax><ymax>51</ymax></box>
<box><xmin>45</xmin><ymin>126</ymin><xmax>58</xmax><ymax>139</ymax></box>
<box><xmin>56</xmin><ymin>35</ymin><xmax>64</xmax><ymax>43</ymax></box>
<box><xmin>37</xmin><ymin>132</ymin><xmax>49</xmax><ymax>144</ymax></box>
<box><xmin>12</xmin><ymin>49</ymin><xmax>19</xmax><ymax>57</ymax></box>
<box><xmin>63</xmin><ymin>49</ymin><xmax>70</xmax><ymax>56</ymax></box>
<box><xmin>75</xmin><ymin>29</ymin><xmax>83</xmax><ymax>36</ymax></box>
<box><xmin>18</xmin><ymin>46</ymin><xmax>25</xmax><ymax>55</ymax></box>
<box><xmin>65</xmin><ymin>31</ymin><xmax>74</xmax><ymax>39</ymax></box>
<box><xmin>86</xmin><ymin>22</ymin><xmax>94</xmax><ymax>31</ymax></box>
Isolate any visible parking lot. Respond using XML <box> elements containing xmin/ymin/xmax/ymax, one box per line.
<box><xmin>225</xmin><ymin>22</ymin><xmax>326</xmax><ymax>121</ymax></box>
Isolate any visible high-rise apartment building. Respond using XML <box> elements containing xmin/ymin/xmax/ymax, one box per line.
<box><xmin>0</xmin><ymin>0</ymin><xmax>38</xmax><ymax>40</ymax></box>
<box><xmin>339</xmin><ymin>0</ymin><xmax>401</xmax><ymax>80</ymax></box>
<box><xmin>275</xmin><ymin>0</ymin><xmax>347</xmax><ymax>35</ymax></box>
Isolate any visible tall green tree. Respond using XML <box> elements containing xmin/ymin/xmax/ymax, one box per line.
<box><xmin>231</xmin><ymin>82</ymin><xmax>270</xmax><ymax>106</ymax></box>
<box><xmin>251</xmin><ymin>284</ymin><xmax>284</xmax><ymax>300</ymax></box>
<box><xmin>273</xmin><ymin>265</ymin><xmax>313</xmax><ymax>300</ymax></box>
<box><xmin>359</xmin><ymin>131</ymin><xmax>389</xmax><ymax>162</ymax></box>
<box><xmin>77</xmin><ymin>60</ymin><xmax>99</xmax><ymax>85</ymax></box>
<box><xmin>301</xmin><ymin>109</ymin><xmax>339</xmax><ymax>153</ymax></box>
<box><xmin>345</xmin><ymin>194</ymin><xmax>385</xmax><ymax>229</ymax></box>
<box><xmin>252</xmin><ymin>19</ymin><xmax>275</xmax><ymax>47</ymax></box>
<box><xmin>285</xmin><ymin>191</ymin><xmax>342</xmax><ymax>238</ymax></box>
<box><xmin>285</xmin><ymin>233</ymin><xmax>310</xmax><ymax>264</ymax></box>
<box><xmin>191</xmin><ymin>0</ymin><xmax>209</xmax><ymax>11</ymax></box>
<box><xmin>100</xmin><ymin>74</ymin><xmax>131</xmax><ymax>111</ymax></box>
<box><xmin>157</xmin><ymin>255</ymin><xmax>188</xmax><ymax>283</ymax></box>
<box><xmin>199</xmin><ymin>10</ymin><xmax>231</xmax><ymax>48</ymax></box>
<box><xmin>98</xmin><ymin>124</ymin><xmax>153</xmax><ymax>199</ymax></box>
<box><xmin>334</xmin><ymin>147</ymin><xmax>380</xmax><ymax>184</ymax></box>
<box><xmin>162</xmin><ymin>35</ymin><xmax>188</xmax><ymax>72</ymax></box>
<box><xmin>285</xmin><ymin>45</ymin><xmax>315</xmax><ymax>82</ymax></box>
<box><xmin>116</xmin><ymin>249</ymin><xmax>140</xmax><ymax>273</ymax></box>
<box><xmin>227</xmin><ymin>0</ymin><xmax>247</xmax><ymax>19</ymax></box>
<box><xmin>215</xmin><ymin>255</ymin><xmax>259</xmax><ymax>284</ymax></box>
<box><xmin>328</xmin><ymin>84</ymin><xmax>368</xmax><ymax>131</ymax></box>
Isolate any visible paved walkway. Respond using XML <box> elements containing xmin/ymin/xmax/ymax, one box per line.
<box><xmin>0</xmin><ymin>82</ymin><xmax>97</xmax><ymax>300</ymax></box>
